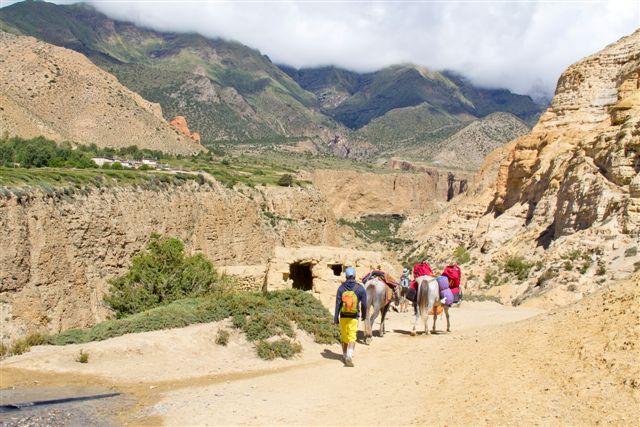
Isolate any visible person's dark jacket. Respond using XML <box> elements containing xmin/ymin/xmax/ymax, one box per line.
<box><xmin>334</xmin><ymin>279</ymin><xmax>367</xmax><ymax>323</ymax></box>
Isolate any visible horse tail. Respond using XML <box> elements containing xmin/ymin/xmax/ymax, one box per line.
<box><xmin>418</xmin><ymin>278</ymin><xmax>428</xmax><ymax>319</ymax></box>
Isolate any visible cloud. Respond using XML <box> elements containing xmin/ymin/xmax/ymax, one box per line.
<box><xmin>79</xmin><ymin>1</ymin><xmax>640</xmax><ymax>97</ymax></box>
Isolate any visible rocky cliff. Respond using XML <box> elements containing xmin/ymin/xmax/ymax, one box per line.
<box><xmin>0</xmin><ymin>31</ymin><xmax>204</xmax><ymax>155</ymax></box>
<box><xmin>312</xmin><ymin>168</ymin><xmax>471</xmax><ymax>219</ymax></box>
<box><xmin>170</xmin><ymin>116</ymin><xmax>201</xmax><ymax>144</ymax></box>
<box><xmin>0</xmin><ymin>181</ymin><xmax>337</xmax><ymax>339</ymax></box>
<box><xmin>493</xmin><ymin>29</ymin><xmax>640</xmax><ymax>239</ymax></box>
<box><xmin>402</xmin><ymin>30</ymin><xmax>640</xmax><ymax>306</ymax></box>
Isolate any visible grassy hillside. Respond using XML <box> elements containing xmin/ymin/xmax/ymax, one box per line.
<box><xmin>0</xmin><ymin>1</ymin><xmax>333</xmax><ymax>146</ymax></box>
<box><xmin>0</xmin><ymin>0</ymin><xmax>545</xmax><ymax>160</ymax></box>
<box><xmin>285</xmin><ymin>64</ymin><xmax>545</xmax><ymax>130</ymax></box>
<box><xmin>356</xmin><ymin>103</ymin><xmax>469</xmax><ymax>152</ymax></box>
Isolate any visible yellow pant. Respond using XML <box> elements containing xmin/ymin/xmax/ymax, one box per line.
<box><xmin>339</xmin><ymin>317</ymin><xmax>358</xmax><ymax>343</ymax></box>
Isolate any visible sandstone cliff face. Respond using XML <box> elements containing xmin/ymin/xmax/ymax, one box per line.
<box><xmin>0</xmin><ymin>182</ymin><xmax>337</xmax><ymax>339</ymax></box>
<box><xmin>0</xmin><ymin>31</ymin><xmax>204</xmax><ymax>155</ymax></box>
<box><xmin>402</xmin><ymin>30</ymin><xmax>640</xmax><ymax>307</ymax></box>
<box><xmin>494</xmin><ymin>30</ymin><xmax>640</xmax><ymax>239</ymax></box>
<box><xmin>312</xmin><ymin>168</ymin><xmax>471</xmax><ymax>219</ymax></box>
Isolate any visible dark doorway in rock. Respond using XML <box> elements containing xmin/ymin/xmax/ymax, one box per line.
<box><xmin>329</xmin><ymin>264</ymin><xmax>343</xmax><ymax>276</ymax></box>
<box><xmin>290</xmin><ymin>263</ymin><xmax>313</xmax><ymax>291</ymax></box>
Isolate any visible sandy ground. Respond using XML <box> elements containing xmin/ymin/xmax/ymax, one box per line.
<box><xmin>2</xmin><ymin>280</ymin><xmax>638</xmax><ymax>426</ymax></box>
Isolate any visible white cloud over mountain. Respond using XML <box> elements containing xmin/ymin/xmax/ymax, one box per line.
<box><xmin>34</xmin><ymin>0</ymin><xmax>640</xmax><ymax>97</ymax></box>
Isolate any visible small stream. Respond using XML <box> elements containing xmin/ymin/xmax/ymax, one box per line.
<box><xmin>0</xmin><ymin>385</ymin><xmax>129</xmax><ymax>426</ymax></box>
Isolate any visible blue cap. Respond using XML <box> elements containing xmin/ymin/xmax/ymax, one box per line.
<box><xmin>345</xmin><ymin>266</ymin><xmax>356</xmax><ymax>278</ymax></box>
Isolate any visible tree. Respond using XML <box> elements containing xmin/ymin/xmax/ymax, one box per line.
<box><xmin>103</xmin><ymin>234</ymin><xmax>222</xmax><ymax>317</ymax></box>
<box><xmin>277</xmin><ymin>174</ymin><xmax>293</xmax><ymax>187</ymax></box>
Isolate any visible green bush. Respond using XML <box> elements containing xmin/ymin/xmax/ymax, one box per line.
<box><xmin>215</xmin><ymin>329</ymin><xmax>230</xmax><ymax>346</ymax></box>
<box><xmin>624</xmin><ymin>247</ymin><xmax>638</xmax><ymax>257</ymax></box>
<box><xmin>277</xmin><ymin>174</ymin><xmax>293</xmax><ymax>187</ymax></box>
<box><xmin>502</xmin><ymin>256</ymin><xmax>534</xmax><ymax>280</ymax></box>
<box><xmin>76</xmin><ymin>349</ymin><xmax>89</xmax><ymax>363</ymax></box>
<box><xmin>483</xmin><ymin>269</ymin><xmax>499</xmax><ymax>288</ymax></box>
<box><xmin>453</xmin><ymin>246</ymin><xmax>471</xmax><ymax>264</ymax></box>
<box><xmin>51</xmin><ymin>289</ymin><xmax>338</xmax><ymax>360</ymax></box>
<box><xmin>103</xmin><ymin>234</ymin><xmax>227</xmax><ymax>318</ymax></box>
<box><xmin>256</xmin><ymin>339</ymin><xmax>302</xmax><ymax>360</ymax></box>
<box><xmin>110</xmin><ymin>162</ymin><xmax>123</xmax><ymax>170</ymax></box>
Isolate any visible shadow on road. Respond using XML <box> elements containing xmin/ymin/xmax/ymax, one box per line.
<box><xmin>320</xmin><ymin>349</ymin><xmax>343</xmax><ymax>361</ymax></box>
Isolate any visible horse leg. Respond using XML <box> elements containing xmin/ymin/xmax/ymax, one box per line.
<box><xmin>411</xmin><ymin>301</ymin><xmax>419</xmax><ymax>336</ymax></box>
<box><xmin>366</xmin><ymin>304</ymin><xmax>380</xmax><ymax>344</ymax></box>
<box><xmin>379</xmin><ymin>304</ymin><xmax>389</xmax><ymax>337</ymax></box>
<box><xmin>432</xmin><ymin>309</ymin><xmax>437</xmax><ymax>333</ymax></box>
<box><xmin>445</xmin><ymin>306</ymin><xmax>450</xmax><ymax>332</ymax></box>
<box><xmin>364</xmin><ymin>299</ymin><xmax>373</xmax><ymax>345</ymax></box>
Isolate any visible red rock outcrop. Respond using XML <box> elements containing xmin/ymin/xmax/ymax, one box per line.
<box><xmin>170</xmin><ymin>115</ymin><xmax>201</xmax><ymax>143</ymax></box>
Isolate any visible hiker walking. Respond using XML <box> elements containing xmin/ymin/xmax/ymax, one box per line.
<box><xmin>334</xmin><ymin>266</ymin><xmax>367</xmax><ymax>367</ymax></box>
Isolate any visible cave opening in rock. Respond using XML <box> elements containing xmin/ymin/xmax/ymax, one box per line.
<box><xmin>289</xmin><ymin>263</ymin><xmax>313</xmax><ymax>291</ymax></box>
<box><xmin>329</xmin><ymin>264</ymin><xmax>343</xmax><ymax>276</ymax></box>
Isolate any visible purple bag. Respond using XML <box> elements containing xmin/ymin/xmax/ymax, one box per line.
<box><xmin>437</xmin><ymin>276</ymin><xmax>454</xmax><ymax>306</ymax></box>
<box><xmin>436</xmin><ymin>276</ymin><xmax>449</xmax><ymax>290</ymax></box>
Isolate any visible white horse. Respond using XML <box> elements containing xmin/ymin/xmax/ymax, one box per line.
<box><xmin>411</xmin><ymin>275</ymin><xmax>450</xmax><ymax>336</ymax></box>
<box><xmin>363</xmin><ymin>277</ymin><xmax>399</xmax><ymax>345</ymax></box>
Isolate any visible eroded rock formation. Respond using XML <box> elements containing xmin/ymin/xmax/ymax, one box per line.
<box><xmin>0</xmin><ymin>182</ymin><xmax>337</xmax><ymax>339</ymax></box>
<box><xmin>170</xmin><ymin>115</ymin><xmax>202</xmax><ymax>143</ymax></box>
<box><xmin>402</xmin><ymin>30</ymin><xmax>640</xmax><ymax>307</ymax></box>
<box><xmin>0</xmin><ymin>32</ymin><xmax>204</xmax><ymax>155</ymax></box>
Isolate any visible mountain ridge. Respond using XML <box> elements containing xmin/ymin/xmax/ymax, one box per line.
<box><xmin>0</xmin><ymin>0</ymin><xmax>545</xmax><ymax>158</ymax></box>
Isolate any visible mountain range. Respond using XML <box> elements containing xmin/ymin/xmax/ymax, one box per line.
<box><xmin>0</xmin><ymin>0</ymin><xmax>546</xmax><ymax>163</ymax></box>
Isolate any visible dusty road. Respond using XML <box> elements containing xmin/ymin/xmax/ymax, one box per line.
<box><xmin>2</xmin><ymin>286</ymin><xmax>638</xmax><ymax>426</ymax></box>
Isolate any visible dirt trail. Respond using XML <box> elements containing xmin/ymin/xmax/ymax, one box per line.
<box><xmin>2</xmin><ymin>283</ymin><xmax>638</xmax><ymax>426</ymax></box>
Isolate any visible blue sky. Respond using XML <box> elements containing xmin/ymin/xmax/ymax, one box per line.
<box><xmin>1</xmin><ymin>0</ymin><xmax>638</xmax><ymax>98</ymax></box>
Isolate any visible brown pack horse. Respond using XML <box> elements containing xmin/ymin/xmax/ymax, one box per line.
<box><xmin>363</xmin><ymin>277</ymin><xmax>400</xmax><ymax>344</ymax></box>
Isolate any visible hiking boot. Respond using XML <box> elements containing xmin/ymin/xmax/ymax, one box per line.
<box><xmin>345</xmin><ymin>357</ymin><xmax>354</xmax><ymax>367</ymax></box>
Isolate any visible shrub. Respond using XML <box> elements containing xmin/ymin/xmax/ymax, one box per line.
<box><xmin>596</xmin><ymin>262</ymin><xmax>607</xmax><ymax>276</ymax></box>
<box><xmin>51</xmin><ymin>289</ymin><xmax>338</xmax><ymax>359</ymax></box>
<box><xmin>453</xmin><ymin>246</ymin><xmax>470</xmax><ymax>264</ymax></box>
<box><xmin>25</xmin><ymin>332</ymin><xmax>49</xmax><ymax>346</ymax></box>
<box><xmin>634</xmin><ymin>261</ymin><xmax>640</xmax><ymax>273</ymax></box>
<box><xmin>103</xmin><ymin>234</ymin><xmax>226</xmax><ymax>318</ymax></box>
<box><xmin>0</xmin><ymin>342</ymin><xmax>8</xmax><ymax>357</ymax></box>
<box><xmin>110</xmin><ymin>162</ymin><xmax>123</xmax><ymax>170</ymax></box>
<box><xmin>624</xmin><ymin>247</ymin><xmax>638</xmax><ymax>257</ymax></box>
<box><xmin>502</xmin><ymin>256</ymin><xmax>534</xmax><ymax>280</ymax></box>
<box><xmin>244</xmin><ymin>309</ymin><xmax>295</xmax><ymax>342</ymax></box>
<box><xmin>256</xmin><ymin>339</ymin><xmax>302</xmax><ymax>360</ymax></box>
<box><xmin>460</xmin><ymin>293</ymin><xmax>501</xmax><ymax>304</ymax></box>
<box><xmin>76</xmin><ymin>349</ymin><xmax>89</xmax><ymax>363</ymax></box>
<box><xmin>277</xmin><ymin>174</ymin><xmax>293</xmax><ymax>187</ymax></box>
<box><xmin>483</xmin><ymin>269</ymin><xmax>499</xmax><ymax>288</ymax></box>
<box><xmin>10</xmin><ymin>339</ymin><xmax>30</xmax><ymax>356</ymax></box>
<box><xmin>215</xmin><ymin>329</ymin><xmax>230</xmax><ymax>346</ymax></box>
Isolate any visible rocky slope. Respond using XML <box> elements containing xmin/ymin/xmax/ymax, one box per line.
<box><xmin>0</xmin><ymin>181</ymin><xmax>337</xmax><ymax>339</ymax></box>
<box><xmin>0</xmin><ymin>1</ymin><xmax>544</xmax><ymax>158</ymax></box>
<box><xmin>401</xmin><ymin>29</ymin><xmax>640</xmax><ymax>306</ymax></box>
<box><xmin>311</xmin><ymin>168</ymin><xmax>471</xmax><ymax>219</ymax></box>
<box><xmin>0</xmin><ymin>1</ymin><xmax>348</xmax><ymax>148</ymax></box>
<box><xmin>429</xmin><ymin>112</ymin><xmax>530</xmax><ymax>170</ymax></box>
<box><xmin>0</xmin><ymin>31</ymin><xmax>204</xmax><ymax>155</ymax></box>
